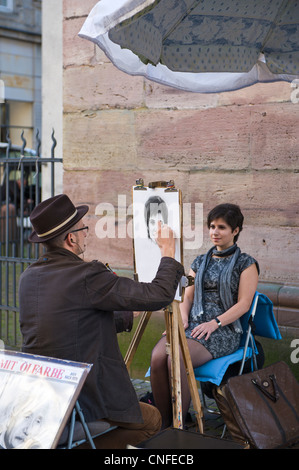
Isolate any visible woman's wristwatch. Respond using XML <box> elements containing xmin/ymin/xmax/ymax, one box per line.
<box><xmin>215</xmin><ymin>317</ymin><xmax>222</xmax><ymax>328</ymax></box>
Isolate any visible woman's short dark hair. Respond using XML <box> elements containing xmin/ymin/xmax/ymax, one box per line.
<box><xmin>207</xmin><ymin>203</ymin><xmax>244</xmax><ymax>242</ymax></box>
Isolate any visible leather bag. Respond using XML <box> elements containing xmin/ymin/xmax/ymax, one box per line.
<box><xmin>213</xmin><ymin>361</ymin><xmax>299</xmax><ymax>449</ymax></box>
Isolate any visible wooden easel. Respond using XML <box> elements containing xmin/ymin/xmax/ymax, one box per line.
<box><xmin>125</xmin><ymin>180</ymin><xmax>204</xmax><ymax>433</ymax></box>
<box><xmin>124</xmin><ymin>302</ymin><xmax>204</xmax><ymax>433</ymax></box>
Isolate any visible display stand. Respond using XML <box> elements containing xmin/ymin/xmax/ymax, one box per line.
<box><xmin>125</xmin><ymin>180</ymin><xmax>204</xmax><ymax>433</ymax></box>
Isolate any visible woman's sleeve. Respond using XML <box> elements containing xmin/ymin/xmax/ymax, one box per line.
<box><xmin>239</xmin><ymin>254</ymin><xmax>260</xmax><ymax>275</ymax></box>
<box><xmin>191</xmin><ymin>255</ymin><xmax>204</xmax><ymax>273</ymax></box>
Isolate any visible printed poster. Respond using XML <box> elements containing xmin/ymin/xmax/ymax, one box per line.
<box><xmin>0</xmin><ymin>349</ymin><xmax>92</xmax><ymax>449</ymax></box>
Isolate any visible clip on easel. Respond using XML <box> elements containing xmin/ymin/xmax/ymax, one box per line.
<box><xmin>124</xmin><ymin>179</ymin><xmax>204</xmax><ymax>433</ymax></box>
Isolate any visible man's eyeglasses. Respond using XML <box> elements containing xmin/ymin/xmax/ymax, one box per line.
<box><xmin>64</xmin><ymin>226</ymin><xmax>89</xmax><ymax>240</ymax></box>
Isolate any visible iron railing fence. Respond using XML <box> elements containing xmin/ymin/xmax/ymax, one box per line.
<box><xmin>0</xmin><ymin>130</ymin><xmax>62</xmax><ymax>349</ymax></box>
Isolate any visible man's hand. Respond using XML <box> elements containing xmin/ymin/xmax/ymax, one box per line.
<box><xmin>155</xmin><ymin>221</ymin><xmax>176</xmax><ymax>258</ymax></box>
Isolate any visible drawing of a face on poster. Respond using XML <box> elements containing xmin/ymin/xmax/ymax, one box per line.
<box><xmin>0</xmin><ymin>375</ymin><xmax>65</xmax><ymax>449</ymax></box>
<box><xmin>0</xmin><ymin>350</ymin><xmax>91</xmax><ymax>449</ymax></box>
<box><xmin>133</xmin><ymin>187</ymin><xmax>181</xmax><ymax>300</ymax></box>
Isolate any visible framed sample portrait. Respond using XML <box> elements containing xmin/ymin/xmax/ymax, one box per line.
<box><xmin>132</xmin><ymin>184</ymin><xmax>182</xmax><ymax>300</ymax></box>
<box><xmin>0</xmin><ymin>350</ymin><xmax>91</xmax><ymax>449</ymax></box>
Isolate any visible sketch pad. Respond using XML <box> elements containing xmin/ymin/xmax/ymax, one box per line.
<box><xmin>132</xmin><ymin>184</ymin><xmax>182</xmax><ymax>300</ymax></box>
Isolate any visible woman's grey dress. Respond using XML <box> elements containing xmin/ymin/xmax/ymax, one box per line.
<box><xmin>185</xmin><ymin>253</ymin><xmax>258</xmax><ymax>359</ymax></box>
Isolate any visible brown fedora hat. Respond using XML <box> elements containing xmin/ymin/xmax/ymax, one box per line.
<box><xmin>28</xmin><ymin>194</ymin><xmax>89</xmax><ymax>243</ymax></box>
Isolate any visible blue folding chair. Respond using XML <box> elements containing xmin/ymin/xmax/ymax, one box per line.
<box><xmin>57</xmin><ymin>401</ymin><xmax>117</xmax><ymax>449</ymax></box>
<box><xmin>194</xmin><ymin>291</ymin><xmax>282</xmax><ymax>412</ymax></box>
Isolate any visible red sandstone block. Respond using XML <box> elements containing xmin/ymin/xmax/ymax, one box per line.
<box><xmin>63</xmin><ymin>0</ymin><xmax>98</xmax><ymax>19</ymax></box>
<box><xmin>63</xmin><ymin>17</ymin><xmax>95</xmax><ymax>67</ymax></box>
<box><xmin>63</xmin><ymin>111</ymin><xmax>138</xmax><ymax>170</ymax></box>
<box><xmin>219</xmin><ymin>82</ymin><xmax>292</xmax><ymax>106</ymax></box>
<box><xmin>144</xmin><ymin>81</ymin><xmax>292</xmax><ymax>110</ymax></box>
<box><xmin>135</xmin><ymin>107</ymin><xmax>252</xmax><ymax>170</ymax></box>
<box><xmin>64</xmin><ymin>65</ymin><xmax>144</xmax><ymax>112</ymax></box>
<box><xmin>144</xmin><ymin>81</ymin><xmax>219</xmax><ymax>110</ymax></box>
<box><xmin>188</xmin><ymin>171</ymin><xmax>298</xmax><ymax>225</ymax></box>
<box><xmin>250</xmin><ymin>103</ymin><xmax>299</xmax><ymax>170</ymax></box>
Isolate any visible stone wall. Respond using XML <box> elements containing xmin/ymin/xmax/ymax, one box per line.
<box><xmin>62</xmin><ymin>1</ymin><xmax>299</xmax><ymax>329</ymax></box>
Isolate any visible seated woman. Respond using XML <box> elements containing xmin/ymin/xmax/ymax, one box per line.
<box><xmin>150</xmin><ymin>203</ymin><xmax>259</xmax><ymax>429</ymax></box>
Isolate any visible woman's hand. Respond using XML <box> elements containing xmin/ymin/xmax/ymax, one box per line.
<box><xmin>179</xmin><ymin>268</ymin><xmax>195</xmax><ymax>331</ymax></box>
<box><xmin>191</xmin><ymin>320</ymin><xmax>218</xmax><ymax>341</ymax></box>
<box><xmin>181</xmin><ymin>316</ymin><xmax>189</xmax><ymax>330</ymax></box>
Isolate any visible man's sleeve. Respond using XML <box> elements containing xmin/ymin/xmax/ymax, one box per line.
<box><xmin>85</xmin><ymin>257</ymin><xmax>184</xmax><ymax>313</ymax></box>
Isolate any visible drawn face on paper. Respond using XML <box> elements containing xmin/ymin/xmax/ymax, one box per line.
<box><xmin>133</xmin><ymin>187</ymin><xmax>181</xmax><ymax>300</ymax></box>
<box><xmin>144</xmin><ymin>196</ymin><xmax>168</xmax><ymax>243</ymax></box>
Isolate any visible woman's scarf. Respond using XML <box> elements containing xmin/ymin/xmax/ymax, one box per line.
<box><xmin>193</xmin><ymin>243</ymin><xmax>243</xmax><ymax>333</ymax></box>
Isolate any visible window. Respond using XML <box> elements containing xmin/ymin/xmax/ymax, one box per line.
<box><xmin>0</xmin><ymin>102</ymin><xmax>9</xmax><ymax>143</ymax></box>
<box><xmin>0</xmin><ymin>0</ymin><xmax>13</xmax><ymax>12</ymax></box>
<box><xmin>0</xmin><ymin>101</ymin><xmax>33</xmax><ymax>148</ymax></box>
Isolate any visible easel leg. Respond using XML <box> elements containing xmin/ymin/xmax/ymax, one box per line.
<box><xmin>167</xmin><ymin>301</ymin><xmax>204</xmax><ymax>433</ymax></box>
<box><xmin>176</xmin><ymin>307</ymin><xmax>204</xmax><ymax>433</ymax></box>
<box><xmin>164</xmin><ymin>305</ymin><xmax>183</xmax><ymax>429</ymax></box>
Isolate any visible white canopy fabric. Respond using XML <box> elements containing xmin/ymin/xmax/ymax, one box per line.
<box><xmin>79</xmin><ymin>0</ymin><xmax>299</xmax><ymax>93</ymax></box>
